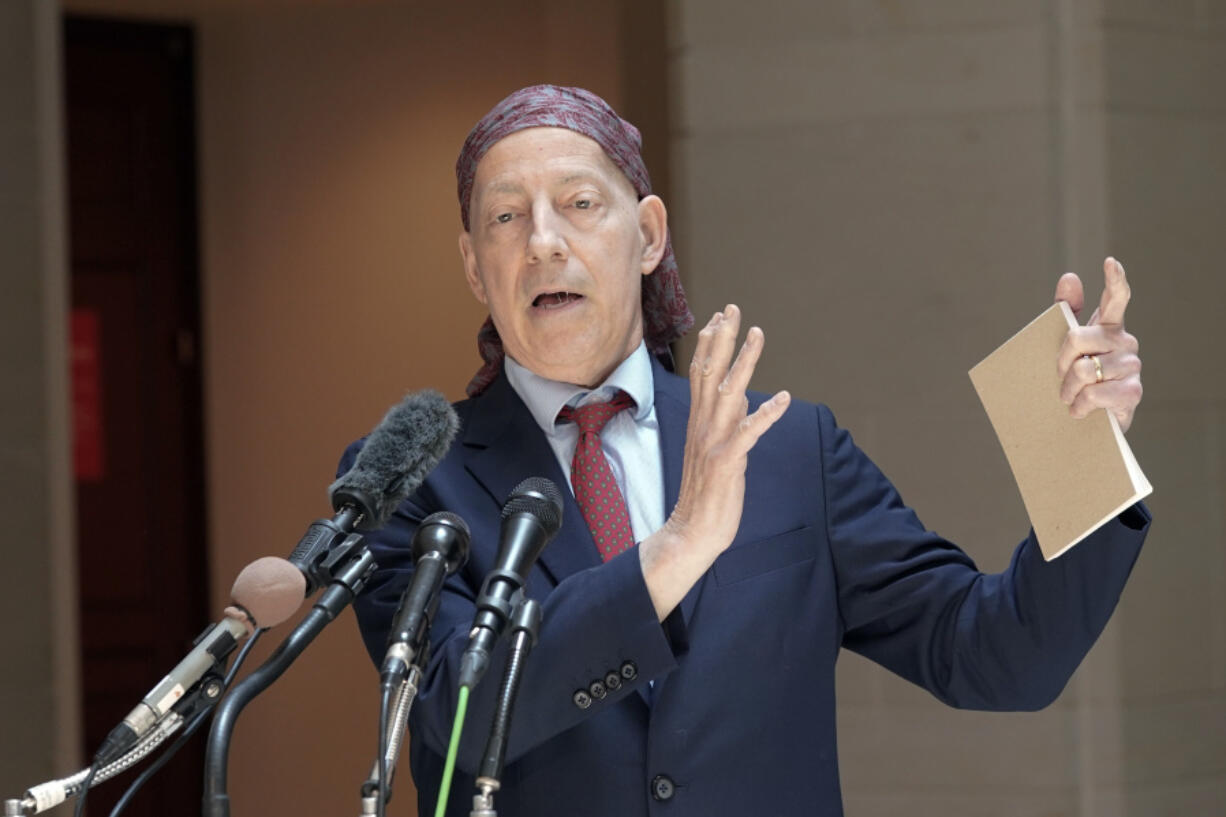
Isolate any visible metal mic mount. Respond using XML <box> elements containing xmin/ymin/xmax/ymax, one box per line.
<box><xmin>359</xmin><ymin>662</ymin><xmax>424</xmax><ymax>816</ymax></box>
<box><xmin>470</xmin><ymin>594</ymin><xmax>543</xmax><ymax>817</ymax></box>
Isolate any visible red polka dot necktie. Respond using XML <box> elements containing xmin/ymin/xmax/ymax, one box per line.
<box><xmin>557</xmin><ymin>390</ymin><xmax>637</xmax><ymax>562</ymax></box>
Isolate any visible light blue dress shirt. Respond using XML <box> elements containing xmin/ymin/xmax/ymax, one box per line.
<box><xmin>503</xmin><ymin>342</ymin><xmax>666</xmax><ymax>545</ymax></box>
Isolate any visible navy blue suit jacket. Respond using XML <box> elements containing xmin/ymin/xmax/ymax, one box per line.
<box><xmin>345</xmin><ymin>360</ymin><xmax>1149</xmax><ymax>817</ymax></box>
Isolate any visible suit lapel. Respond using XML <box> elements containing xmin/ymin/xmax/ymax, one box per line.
<box><xmin>461</xmin><ymin>373</ymin><xmax>602</xmax><ymax>587</ymax></box>
<box><xmin>464</xmin><ymin>363</ymin><xmax>704</xmax><ymax>709</ymax></box>
<box><xmin>653</xmin><ymin>362</ymin><xmax>686</xmax><ymax>528</ymax></box>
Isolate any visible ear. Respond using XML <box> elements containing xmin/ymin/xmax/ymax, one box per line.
<box><xmin>458</xmin><ymin>231</ymin><xmax>487</xmax><ymax>304</ymax></box>
<box><xmin>636</xmin><ymin>195</ymin><xmax>668</xmax><ymax>276</ymax></box>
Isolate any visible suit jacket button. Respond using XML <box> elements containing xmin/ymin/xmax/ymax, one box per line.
<box><xmin>620</xmin><ymin>661</ymin><xmax>638</xmax><ymax>681</ymax></box>
<box><xmin>604</xmin><ymin>670</ymin><xmax>622</xmax><ymax>691</ymax></box>
<box><xmin>572</xmin><ymin>689</ymin><xmax>592</xmax><ymax>709</ymax></box>
<box><xmin>651</xmin><ymin>774</ymin><xmax>675</xmax><ymax>801</ymax></box>
<box><xmin>588</xmin><ymin>679</ymin><xmax>607</xmax><ymax>700</ymax></box>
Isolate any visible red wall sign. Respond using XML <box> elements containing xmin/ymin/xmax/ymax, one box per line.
<box><xmin>71</xmin><ymin>308</ymin><xmax>105</xmax><ymax>482</ymax></box>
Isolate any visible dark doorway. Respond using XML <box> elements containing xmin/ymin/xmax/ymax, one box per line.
<box><xmin>64</xmin><ymin>16</ymin><xmax>209</xmax><ymax>816</ymax></box>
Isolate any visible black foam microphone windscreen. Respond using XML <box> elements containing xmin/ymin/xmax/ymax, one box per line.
<box><xmin>329</xmin><ymin>389</ymin><xmax>459</xmax><ymax>530</ymax></box>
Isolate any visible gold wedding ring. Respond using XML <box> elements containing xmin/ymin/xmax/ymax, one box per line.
<box><xmin>1089</xmin><ymin>354</ymin><xmax>1104</xmax><ymax>384</ymax></box>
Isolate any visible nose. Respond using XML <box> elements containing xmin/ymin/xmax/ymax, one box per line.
<box><xmin>526</xmin><ymin>200</ymin><xmax>567</xmax><ymax>264</ymax></box>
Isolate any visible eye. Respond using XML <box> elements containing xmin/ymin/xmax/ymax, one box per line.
<box><xmin>573</xmin><ymin>199</ymin><xmax>591</xmax><ymax>210</ymax></box>
<box><xmin>495</xmin><ymin>212</ymin><xmax>514</xmax><ymax>224</ymax></box>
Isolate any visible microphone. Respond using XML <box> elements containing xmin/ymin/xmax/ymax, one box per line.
<box><xmin>201</xmin><ymin>393</ymin><xmax>459</xmax><ymax>817</ymax></box>
<box><xmin>92</xmin><ymin>557</ymin><xmax>306</xmax><ymax>765</ymax></box>
<box><xmin>458</xmin><ymin>478</ymin><xmax>563</xmax><ymax>689</ymax></box>
<box><xmin>381</xmin><ymin>512</ymin><xmax>471</xmax><ymax>688</ymax></box>
<box><xmin>290</xmin><ymin>390</ymin><xmax>458</xmax><ymax>594</ymax></box>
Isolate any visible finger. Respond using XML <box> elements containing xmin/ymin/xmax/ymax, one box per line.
<box><xmin>729</xmin><ymin>390</ymin><xmax>792</xmax><ymax>456</ymax></box>
<box><xmin>701</xmin><ymin>304</ymin><xmax>741</xmax><ymax>403</ymax></box>
<box><xmin>689</xmin><ymin>312</ymin><xmax>720</xmax><ymax>379</ymax></box>
<box><xmin>1054</xmin><ymin>272</ymin><xmax>1085</xmax><ymax>318</ymax></box>
<box><xmin>719</xmin><ymin>326</ymin><xmax>764</xmax><ymax>397</ymax></box>
<box><xmin>713</xmin><ymin>326</ymin><xmax>767</xmax><ymax>429</ymax></box>
<box><xmin>1090</xmin><ymin>257</ymin><xmax>1130</xmax><ymax>327</ymax></box>
<box><xmin>1060</xmin><ymin>356</ymin><xmax>1101</xmax><ymax>405</ymax></box>
<box><xmin>1056</xmin><ymin>325</ymin><xmax>1139</xmax><ymax>378</ymax></box>
<box><xmin>689</xmin><ymin>312</ymin><xmax>722</xmax><ymax>407</ymax></box>
<box><xmin>1059</xmin><ymin>350</ymin><xmax>1142</xmax><ymax>405</ymax></box>
<box><xmin>1068</xmin><ymin>377</ymin><xmax>1142</xmax><ymax>429</ymax></box>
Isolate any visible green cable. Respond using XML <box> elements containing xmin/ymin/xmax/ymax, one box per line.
<box><xmin>433</xmin><ymin>684</ymin><xmax>470</xmax><ymax>817</ymax></box>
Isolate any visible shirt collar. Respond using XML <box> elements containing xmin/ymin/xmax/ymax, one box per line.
<box><xmin>504</xmin><ymin>341</ymin><xmax>655</xmax><ymax>435</ymax></box>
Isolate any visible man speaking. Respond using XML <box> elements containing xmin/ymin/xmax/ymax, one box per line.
<box><xmin>342</xmin><ymin>85</ymin><xmax>1149</xmax><ymax>816</ymax></box>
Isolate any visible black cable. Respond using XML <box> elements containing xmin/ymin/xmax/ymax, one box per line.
<box><xmin>377</xmin><ymin>683</ymin><xmax>393</xmax><ymax>817</ymax></box>
<box><xmin>73</xmin><ymin>763</ymin><xmax>99</xmax><ymax>817</ymax></box>
<box><xmin>220</xmin><ymin>628</ymin><xmax>266</xmax><ymax>691</ymax></box>
<box><xmin>106</xmin><ymin>628</ymin><xmax>267</xmax><ymax>817</ymax></box>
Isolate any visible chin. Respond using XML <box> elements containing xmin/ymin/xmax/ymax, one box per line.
<box><xmin>525</xmin><ymin>352</ymin><xmax>607</xmax><ymax>387</ymax></box>
<box><xmin>537</xmin><ymin>363</ymin><xmax>601</xmax><ymax>387</ymax></box>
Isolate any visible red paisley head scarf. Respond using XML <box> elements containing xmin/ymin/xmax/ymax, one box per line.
<box><xmin>456</xmin><ymin>84</ymin><xmax>694</xmax><ymax>397</ymax></box>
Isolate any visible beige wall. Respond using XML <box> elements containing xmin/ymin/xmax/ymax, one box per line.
<box><xmin>670</xmin><ymin>0</ymin><xmax>1224</xmax><ymax>815</ymax></box>
<box><xmin>1099</xmin><ymin>4</ymin><xmax>1226</xmax><ymax>812</ymax></box>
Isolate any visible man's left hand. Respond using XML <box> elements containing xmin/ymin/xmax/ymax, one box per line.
<box><xmin>1054</xmin><ymin>257</ymin><xmax>1143</xmax><ymax>433</ymax></box>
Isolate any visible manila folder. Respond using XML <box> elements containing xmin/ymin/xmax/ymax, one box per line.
<box><xmin>969</xmin><ymin>301</ymin><xmax>1152</xmax><ymax>560</ymax></box>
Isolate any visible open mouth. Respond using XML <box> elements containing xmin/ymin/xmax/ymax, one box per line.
<box><xmin>532</xmin><ymin>291</ymin><xmax>584</xmax><ymax>310</ymax></box>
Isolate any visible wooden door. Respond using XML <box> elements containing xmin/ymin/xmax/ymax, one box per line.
<box><xmin>65</xmin><ymin>16</ymin><xmax>209</xmax><ymax>817</ymax></box>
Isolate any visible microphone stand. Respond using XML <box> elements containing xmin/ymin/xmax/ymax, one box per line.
<box><xmin>358</xmin><ymin>660</ymin><xmax>424</xmax><ymax>816</ymax></box>
<box><xmin>4</xmin><ymin>674</ymin><xmax>226</xmax><ymax>816</ymax></box>
<box><xmin>470</xmin><ymin>596</ymin><xmax>542</xmax><ymax>817</ymax></box>
<box><xmin>202</xmin><ymin>538</ymin><xmax>377</xmax><ymax>817</ymax></box>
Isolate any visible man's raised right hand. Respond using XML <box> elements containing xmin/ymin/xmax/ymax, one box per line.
<box><xmin>638</xmin><ymin>304</ymin><xmax>791</xmax><ymax>620</ymax></box>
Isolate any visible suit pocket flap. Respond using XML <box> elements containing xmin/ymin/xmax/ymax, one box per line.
<box><xmin>713</xmin><ymin>526</ymin><xmax>815</xmax><ymax>586</ymax></box>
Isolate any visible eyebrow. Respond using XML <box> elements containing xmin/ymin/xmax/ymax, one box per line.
<box><xmin>479</xmin><ymin>171</ymin><xmax>607</xmax><ymax>203</ymax></box>
<box><xmin>559</xmin><ymin>172</ymin><xmax>602</xmax><ymax>187</ymax></box>
<box><xmin>484</xmin><ymin>180</ymin><xmax>525</xmax><ymax>197</ymax></box>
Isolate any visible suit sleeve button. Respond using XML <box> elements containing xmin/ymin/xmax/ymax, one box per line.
<box><xmin>604</xmin><ymin>670</ymin><xmax>622</xmax><ymax>691</ymax></box>
<box><xmin>620</xmin><ymin>661</ymin><xmax>638</xmax><ymax>681</ymax></box>
<box><xmin>651</xmin><ymin>774</ymin><xmax>675</xmax><ymax>801</ymax></box>
<box><xmin>572</xmin><ymin>689</ymin><xmax>592</xmax><ymax>709</ymax></box>
<box><xmin>588</xmin><ymin>679</ymin><xmax>607</xmax><ymax>700</ymax></box>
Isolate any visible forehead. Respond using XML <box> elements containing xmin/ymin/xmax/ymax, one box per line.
<box><xmin>472</xmin><ymin>127</ymin><xmax>634</xmax><ymax>196</ymax></box>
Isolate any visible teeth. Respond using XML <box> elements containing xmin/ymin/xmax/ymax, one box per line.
<box><xmin>535</xmin><ymin>292</ymin><xmax>578</xmax><ymax>308</ymax></box>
